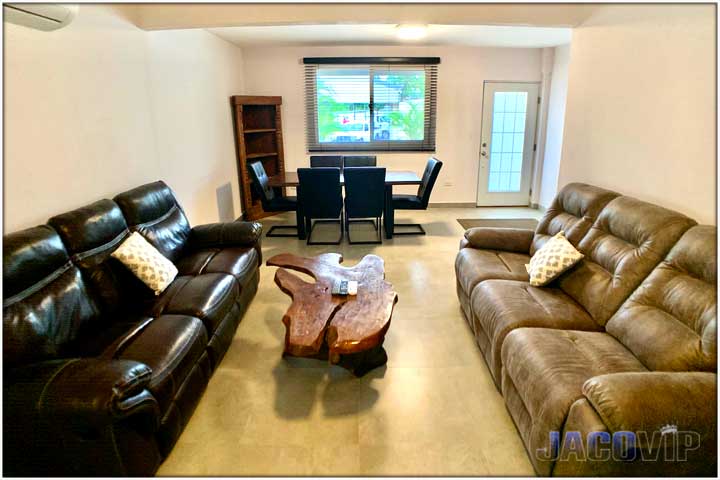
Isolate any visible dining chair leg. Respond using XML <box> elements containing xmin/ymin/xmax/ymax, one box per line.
<box><xmin>266</xmin><ymin>225</ymin><xmax>299</xmax><ymax>238</ymax></box>
<box><xmin>384</xmin><ymin>185</ymin><xmax>394</xmax><ymax>239</ymax></box>
<box><xmin>296</xmin><ymin>208</ymin><xmax>307</xmax><ymax>240</ymax></box>
<box><xmin>306</xmin><ymin>216</ymin><xmax>344</xmax><ymax>245</ymax></box>
<box><xmin>347</xmin><ymin>217</ymin><xmax>382</xmax><ymax>245</ymax></box>
<box><xmin>392</xmin><ymin>222</ymin><xmax>427</xmax><ymax>236</ymax></box>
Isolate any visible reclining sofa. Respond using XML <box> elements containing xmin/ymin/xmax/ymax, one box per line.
<box><xmin>3</xmin><ymin>181</ymin><xmax>262</xmax><ymax>476</ymax></box>
<box><xmin>455</xmin><ymin>183</ymin><xmax>716</xmax><ymax>476</ymax></box>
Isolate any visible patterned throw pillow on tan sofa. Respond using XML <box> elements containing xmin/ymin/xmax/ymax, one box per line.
<box><xmin>112</xmin><ymin>232</ymin><xmax>178</xmax><ymax>295</ymax></box>
<box><xmin>525</xmin><ymin>231</ymin><xmax>584</xmax><ymax>287</ymax></box>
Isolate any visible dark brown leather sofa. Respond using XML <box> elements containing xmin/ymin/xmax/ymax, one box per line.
<box><xmin>3</xmin><ymin>181</ymin><xmax>262</xmax><ymax>476</ymax></box>
<box><xmin>455</xmin><ymin>182</ymin><xmax>716</xmax><ymax>476</ymax></box>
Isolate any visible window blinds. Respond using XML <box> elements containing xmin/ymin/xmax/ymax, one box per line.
<box><xmin>304</xmin><ymin>57</ymin><xmax>439</xmax><ymax>152</ymax></box>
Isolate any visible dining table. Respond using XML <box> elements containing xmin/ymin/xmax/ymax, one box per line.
<box><xmin>267</xmin><ymin>170</ymin><xmax>422</xmax><ymax>239</ymax></box>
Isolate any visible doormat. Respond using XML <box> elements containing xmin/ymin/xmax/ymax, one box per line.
<box><xmin>457</xmin><ymin>218</ymin><xmax>539</xmax><ymax>230</ymax></box>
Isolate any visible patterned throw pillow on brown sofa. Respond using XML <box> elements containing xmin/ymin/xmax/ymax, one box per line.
<box><xmin>525</xmin><ymin>231</ymin><xmax>583</xmax><ymax>287</ymax></box>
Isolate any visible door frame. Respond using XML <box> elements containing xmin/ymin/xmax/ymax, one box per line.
<box><xmin>476</xmin><ymin>81</ymin><xmax>541</xmax><ymax>207</ymax></box>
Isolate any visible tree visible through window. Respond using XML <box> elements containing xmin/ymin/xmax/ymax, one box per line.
<box><xmin>305</xmin><ymin>60</ymin><xmax>437</xmax><ymax>152</ymax></box>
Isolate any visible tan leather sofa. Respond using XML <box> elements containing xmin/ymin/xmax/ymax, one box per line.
<box><xmin>455</xmin><ymin>183</ymin><xmax>716</xmax><ymax>476</ymax></box>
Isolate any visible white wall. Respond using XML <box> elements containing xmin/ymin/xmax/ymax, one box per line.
<box><xmin>242</xmin><ymin>45</ymin><xmax>542</xmax><ymax>201</ymax></box>
<box><xmin>538</xmin><ymin>44</ymin><xmax>570</xmax><ymax>208</ymax></box>
<box><xmin>4</xmin><ymin>6</ymin><xmax>159</xmax><ymax>232</ymax></box>
<box><xmin>558</xmin><ymin>4</ymin><xmax>716</xmax><ymax>224</ymax></box>
<box><xmin>146</xmin><ymin>29</ymin><xmax>244</xmax><ymax>224</ymax></box>
<box><xmin>4</xmin><ymin>5</ymin><xmax>245</xmax><ymax>232</ymax></box>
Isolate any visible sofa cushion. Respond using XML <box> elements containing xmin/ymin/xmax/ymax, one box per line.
<box><xmin>114</xmin><ymin>314</ymin><xmax>207</xmax><ymax>416</ymax></box>
<box><xmin>67</xmin><ymin>314</ymin><xmax>152</xmax><ymax>359</ymax></box>
<box><xmin>531</xmin><ymin>183</ymin><xmax>619</xmax><ymax>255</ymax></box>
<box><xmin>176</xmin><ymin>247</ymin><xmax>259</xmax><ymax>286</ymax></box>
<box><xmin>114</xmin><ymin>181</ymin><xmax>191</xmax><ymax>263</ymax></box>
<box><xmin>606</xmin><ymin>225</ymin><xmax>717</xmax><ymax>372</ymax></box>
<box><xmin>558</xmin><ymin>196</ymin><xmax>697</xmax><ymax>326</ymax></box>
<box><xmin>455</xmin><ymin>248</ymin><xmax>529</xmax><ymax>297</ymax></box>
<box><xmin>471</xmin><ymin>279</ymin><xmax>601</xmax><ymax>385</ymax></box>
<box><xmin>3</xmin><ymin>226</ymin><xmax>100</xmax><ymax>367</ymax></box>
<box><xmin>147</xmin><ymin>274</ymin><xmax>239</xmax><ymax>335</ymax></box>
<box><xmin>501</xmin><ymin>328</ymin><xmax>647</xmax><ymax>476</ymax></box>
<box><xmin>48</xmin><ymin>199</ymin><xmax>153</xmax><ymax>313</ymax></box>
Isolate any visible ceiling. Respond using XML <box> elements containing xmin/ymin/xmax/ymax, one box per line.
<box><xmin>129</xmin><ymin>4</ymin><xmax>598</xmax><ymax>31</ymax></box>
<box><xmin>207</xmin><ymin>24</ymin><xmax>572</xmax><ymax>48</ymax></box>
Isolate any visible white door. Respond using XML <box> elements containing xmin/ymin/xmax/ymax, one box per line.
<box><xmin>476</xmin><ymin>82</ymin><xmax>540</xmax><ymax>206</ymax></box>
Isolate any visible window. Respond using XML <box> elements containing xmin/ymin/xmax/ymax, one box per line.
<box><xmin>304</xmin><ymin>57</ymin><xmax>438</xmax><ymax>152</ymax></box>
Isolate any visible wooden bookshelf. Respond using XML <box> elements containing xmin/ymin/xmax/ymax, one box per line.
<box><xmin>230</xmin><ymin>95</ymin><xmax>286</xmax><ymax>220</ymax></box>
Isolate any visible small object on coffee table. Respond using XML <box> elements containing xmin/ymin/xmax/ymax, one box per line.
<box><xmin>331</xmin><ymin>280</ymin><xmax>358</xmax><ymax>296</ymax></box>
<box><xmin>266</xmin><ymin>252</ymin><xmax>398</xmax><ymax>376</ymax></box>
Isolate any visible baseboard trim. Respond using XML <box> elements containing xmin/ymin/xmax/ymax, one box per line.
<box><xmin>428</xmin><ymin>202</ymin><xmax>477</xmax><ymax>208</ymax></box>
<box><xmin>429</xmin><ymin>202</ymin><xmax>547</xmax><ymax>209</ymax></box>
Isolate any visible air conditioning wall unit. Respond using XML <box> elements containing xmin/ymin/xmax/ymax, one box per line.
<box><xmin>4</xmin><ymin>4</ymin><xmax>77</xmax><ymax>31</ymax></box>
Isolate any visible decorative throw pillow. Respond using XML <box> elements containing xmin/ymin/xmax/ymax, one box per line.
<box><xmin>111</xmin><ymin>232</ymin><xmax>178</xmax><ymax>295</ymax></box>
<box><xmin>525</xmin><ymin>231</ymin><xmax>584</xmax><ymax>287</ymax></box>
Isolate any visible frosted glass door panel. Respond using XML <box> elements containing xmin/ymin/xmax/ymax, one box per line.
<box><xmin>488</xmin><ymin>92</ymin><xmax>527</xmax><ymax>193</ymax></box>
<box><xmin>476</xmin><ymin>82</ymin><xmax>539</xmax><ymax>206</ymax></box>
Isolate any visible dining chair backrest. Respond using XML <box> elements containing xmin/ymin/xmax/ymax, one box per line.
<box><xmin>344</xmin><ymin>167</ymin><xmax>386</xmax><ymax>219</ymax></box>
<box><xmin>248</xmin><ymin>161</ymin><xmax>275</xmax><ymax>209</ymax></box>
<box><xmin>297</xmin><ymin>168</ymin><xmax>343</xmax><ymax>219</ymax></box>
<box><xmin>310</xmin><ymin>155</ymin><xmax>343</xmax><ymax>169</ymax></box>
<box><xmin>343</xmin><ymin>155</ymin><xmax>377</xmax><ymax>168</ymax></box>
<box><xmin>416</xmin><ymin>157</ymin><xmax>443</xmax><ymax>208</ymax></box>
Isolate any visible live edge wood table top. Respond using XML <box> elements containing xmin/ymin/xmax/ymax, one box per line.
<box><xmin>266</xmin><ymin>252</ymin><xmax>398</xmax><ymax>376</ymax></box>
<box><xmin>267</xmin><ymin>170</ymin><xmax>421</xmax><ymax>188</ymax></box>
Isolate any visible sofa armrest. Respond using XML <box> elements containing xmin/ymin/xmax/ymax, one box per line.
<box><xmin>463</xmin><ymin>227</ymin><xmax>534</xmax><ymax>253</ymax></box>
<box><xmin>190</xmin><ymin>221</ymin><xmax>263</xmax><ymax>249</ymax></box>
<box><xmin>4</xmin><ymin>358</ymin><xmax>161</xmax><ymax>475</ymax></box>
<box><xmin>583</xmin><ymin>372</ymin><xmax>716</xmax><ymax>436</ymax></box>
<box><xmin>582</xmin><ymin>371</ymin><xmax>716</xmax><ymax>476</ymax></box>
<box><xmin>6</xmin><ymin>357</ymin><xmax>159</xmax><ymax>428</ymax></box>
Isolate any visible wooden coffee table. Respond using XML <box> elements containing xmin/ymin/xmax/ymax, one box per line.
<box><xmin>266</xmin><ymin>252</ymin><xmax>398</xmax><ymax>376</ymax></box>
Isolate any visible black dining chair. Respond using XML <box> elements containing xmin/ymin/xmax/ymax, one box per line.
<box><xmin>248</xmin><ymin>162</ymin><xmax>300</xmax><ymax>237</ymax></box>
<box><xmin>389</xmin><ymin>157</ymin><xmax>443</xmax><ymax>236</ymax></box>
<box><xmin>343</xmin><ymin>167</ymin><xmax>386</xmax><ymax>244</ymax></box>
<box><xmin>310</xmin><ymin>155</ymin><xmax>343</xmax><ymax>169</ymax></box>
<box><xmin>297</xmin><ymin>167</ymin><xmax>344</xmax><ymax>245</ymax></box>
<box><xmin>343</xmin><ymin>155</ymin><xmax>377</xmax><ymax>167</ymax></box>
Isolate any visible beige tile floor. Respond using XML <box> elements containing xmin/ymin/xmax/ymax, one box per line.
<box><xmin>158</xmin><ymin>206</ymin><xmax>542</xmax><ymax>476</ymax></box>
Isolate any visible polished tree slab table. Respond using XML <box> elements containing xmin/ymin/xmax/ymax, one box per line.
<box><xmin>267</xmin><ymin>170</ymin><xmax>422</xmax><ymax>239</ymax></box>
<box><xmin>266</xmin><ymin>252</ymin><xmax>398</xmax><ymax>376</ymax></box>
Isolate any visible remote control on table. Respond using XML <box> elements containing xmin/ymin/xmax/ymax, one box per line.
<box><xmin>332</xmin><ymin>280</ymin><xmax>358</xmax><ymax>296</ymax></box>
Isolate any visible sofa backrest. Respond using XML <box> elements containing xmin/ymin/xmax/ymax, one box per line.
<box><xmin>606</xmin><ymin>226</ymin><xmax>717</xmax><ymax>372</ymax></box>
<box><xmin>114</xmin><ymin>181</ymin><xmax>190</xmax><ymax>263</ymax></box>
<box><xmin>48</xmin><ymin>199</ymin><xmax>153</xmax><ymax>314</ymax></box>
<box><xmin>531</xmin><ymin>183</ymin><xmax>619</xmax><ymax>255</ymax></box>
<box><xmin>558</xmin><ymin>196</ymin><xmax>697</xmax><ymax>326</ymax></box>
<box><xmin>3</xmin><ymin>226</ymin><xmax>100</xmax><ymax>367</ymax></box>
